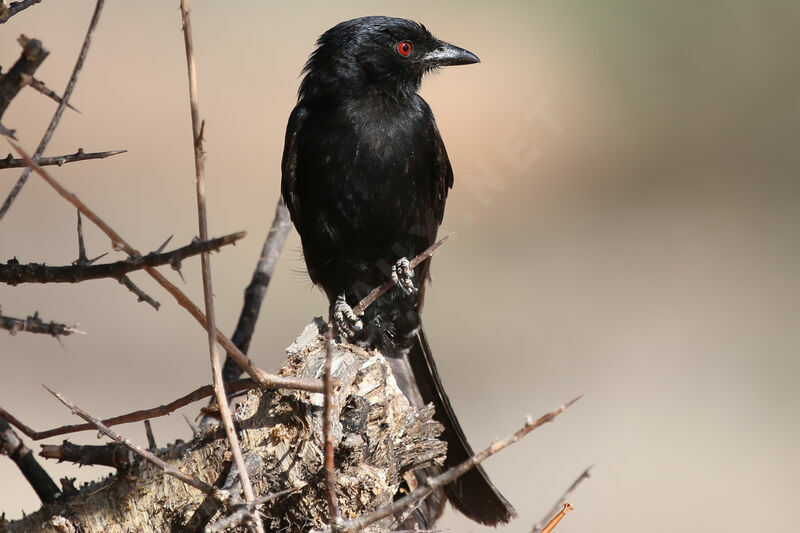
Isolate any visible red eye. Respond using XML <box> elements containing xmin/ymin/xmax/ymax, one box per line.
<box><xmin>397</xmin><ymin>41</ymin><xmax>412</xmax><ymax>56</ymax></box>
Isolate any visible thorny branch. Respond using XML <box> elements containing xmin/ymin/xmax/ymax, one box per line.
<box><xmin>338</xmin><ymin>396</ymin><xmax>582</xmax><ymax>532</ymax></box>
<box><xmin>70</xmin><ymin>209</ymin><xmax>162</xmax><ymax>308</ymax></box>
<box><xmin>0</xmin><ymin>378</ymin><xmax>256</xmax><ymax>441</ymax></box>
<box><xmin>0</xmin><ymin>35</ymin><xmax>49</xmax><ymax>138</ymax></box>
<box><xmin>39</xmin><ymin>441</ymin><xmax>132</xmax><ymax>471</ymax></box>
<box><xmin>45</xmin><ymin>386</ymin><xmax>230</xmax><ymax>502</ymax></box>
<box><xmin>10</xmin><ymin>141</ymin><xmax>324</xmax><ymax>393</ymax></box>
<box><xmin>0</xmin><ymin>418</ymin><xmax>60</xmax><ymax>503</ymax></box>
<box><xmin>179</xmin><ymin>1</ymin><xmax>263</xmax><ymax>531</ymax></box>
<box><xmin>0</xmin><ymin>309</ymin><xmax>83</xmax><ymax>337</ymax></box>
<box><xmin>0</xmin><ymin>231</ymin><xmax>246</xmax><ymax>284</ymax></box>
<box><xmin>0</xmin><ymin>122</ymin><xmax>14</xmax><ymax>139</ymax></box>
<box><xmin>19</xmin><ymin>73</ymin><xmax>81</xmax><ymax>112</ymax></box>
<box><xmin>204</xmin><ymin>486</ymin><xmax>305</xmax><ymax>533</ymax></box>
<box><xmin>530</xmin><ymin>466</ymin><xmax>591</xmax><ymax>533</ymax></box>
<box><xmin>0</xmin><ymin>148</ymin><xmax>123</xmax><ymax>169</ymax></box>
<box><xmin>0</xmin><ymin>0</ymin><xmax>105</xmax><ymax>221</ymax></box>
<box><xmin>116</xmin><ymin>274</ymin><xmax>160</xmax><ymax>309</ymax></box>
<box><xmin>539</xmin><ymin>503</ymin><xmax>574</xmax><ymax>533</ymax></box>
<box><xmin>222</xmin><ymin>197</ymin><xmax>292</xmax><ymax>382</ymax></box>
<box><xmin>0</xmin><ymin>0</ymin><xmax>43</xmax><ymax>23</ymax></box>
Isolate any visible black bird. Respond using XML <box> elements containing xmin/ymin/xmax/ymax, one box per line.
<box><xmin>281</xmin><ymin>16</ymin><xmax>516</xmax><ymax>526</ymax></box>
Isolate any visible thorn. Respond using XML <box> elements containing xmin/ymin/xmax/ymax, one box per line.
<box><xmin>86</xmin><ymin>252</ymin><xmax>108</xmax><ymax>265</ymax></box>
<box><xmin>170</xmin><ymin>256</ymin><xmax>185</xmax><ymax>282</ymax></box>
<box><xmin>20</xmin><ymin>73</ymin><xmax>81</xmax><ymax>113</ymax></box>
<box><xmin>156</xmin><ymin>235</ymin><xmax>174</xmax><ymax>254</ymax></box>
<box><xmin>197</xmin><ymin>120</ymin><xmax>206</xmax><ymax>147</ymax></box>
<box><xmin>0</xmin><ymin>122</ymin><xmax>18</xmax><ymax>139</ymax></box>
<box><xmin>74</xmin><ymin>211</ymin><xmax>88</xmax><ymax>265</ymax></box>
<box><xmin>564</xmin><ymin>395</ymin><xmax>583</xmax><ymax>408</ymax></box>
<box><xmin>66</xmin><ymin>325</ymin><xmax>87</xmax><ymax>335</ymax></box>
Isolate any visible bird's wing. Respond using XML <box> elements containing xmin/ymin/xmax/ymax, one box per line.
<box><xmin>430</xmin><ymin>119</ymin><xmax>454</xmax><ymax>225</ymax></box>
<box><xmin>281</xmin><ymin>105</ymin><xmax>309</xmax><ymax>229</ymax></box>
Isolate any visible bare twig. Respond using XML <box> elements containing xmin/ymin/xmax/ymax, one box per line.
<box><xmin>539</xmin><ymin>503</ymin><xmax>574</xmax><ymax>533</ymax></box>
<box><xmin>179</xmin><ymin>2</ymin><xmax>262</xmax><ymax>531</ymax></box>
<box><xmin>9</xmin><ymin>141</ymin><xmax>323</xmax><ymax>393</ymax></box>
<box><xmin>530</xmin><ymin>467</ymin><xmax>591</xmax><ymax>533</ymax></box>
<box><xmin>89</xmin><ymin>209</ymin><xmax>153</xmax><ymax>307</ymax></box>
<box><xmin>39</xmin><ymin>441</ymin><xmax>132</xmax><ymax>471</ymax></box>
<box><xmin>222</xmin><ymin>197</ymin><xmax>292</xmax><ymax>382</ymax></box>
<box><xmin>339</xmin><ymin>396</ymin><xmax>582</xmax><ymax>532</ymax></box>
<box><xmin>20</xmin><ymin>73</ymin><xmax>81</xmax><ymax>112</ymax></box>
<box><xmin>117</xmin><ymin>274</ymin><xmax>160</xmax><ymax>309</ymax></box>
<box><xmin>0</xmin><ymin>378</ymin><xmax>256</xmax><ymax>441</ymax></box>
<box><xmin>0</xmin><ymin>310</ymin><xmax>83</xmax><ymax>337</ymax></box>
<box><xmin>323</xmin><ymin>326</ymin><xmax>341</xmax><ymax>528</ymax></box>
<box><xmin>0</xmin><ymin>35</ymin><xmax>49</xmax><ymax>137</ymax></box>
<box><xmin>351</xmin><ymin>233</ymin><xmax>453</xmax><ymax>316</ymax></box>
<box><xmin>0</xmin><ymin>418</ymin><xmax>60</xmax><ymax>503</ymax></box>
<box><xmin>0</xmin><ymin>0</ymin><xmax>43</xmax><ymax>23</ymax></box>
<box><xmin>0</xmin><ymin>148</ymin><xmax>124</xmax><ymax>169</ymax></box>
<box><xmin>0</xmin><ymin>122</ymin><xmax>16</xmax><ymax>139</ymax></box>
<box><xmin>44</xmin><ymin>386</ymin><xmax>229</xmax><ymax>502</ymax></box>
<box><xmin>1</xmin><ymin>231</ymin><xmax>246</xmax><ymax>284</ymax></box>
<box><xmin>0</xmin><ymin>0</ymin><xmax>105</xmax><ymax>221</ymax></box>
<box><xmin>205</xmin><ymin>485</ymin><xmax>305</xmax><ymax>533</ymax></box>
<box><xmin>143</xmin><ymin>420</ymin><xmax>157</xmax><ymax>449</ymax></box>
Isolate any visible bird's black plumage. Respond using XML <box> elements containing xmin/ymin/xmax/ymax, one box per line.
<box><xmin>282</xmin><ymin>16</ymin><xmax>516</xmax><ymax>526</ymax></box>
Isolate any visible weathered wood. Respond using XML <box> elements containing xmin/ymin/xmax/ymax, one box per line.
<box><xmin>0</xmin><ymin>320</ymin><xmax>446</xmax><ymax>532</ymax></box>
<box><xmin>0</xmin><ymin>36</ymin><xmax>49</xmax><ymax>123</ymax></box>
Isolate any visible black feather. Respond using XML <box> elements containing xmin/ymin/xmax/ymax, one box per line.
<box><xmin>282</xmin><ymin>16</ymin><xmax>514</xmax><ymax>526</ymax></box>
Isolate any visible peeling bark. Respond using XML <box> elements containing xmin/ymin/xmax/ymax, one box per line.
<box><xmin>0</xmin><ymin>320</ymin><xmax>445</xmax><ymax>532</ymax></box>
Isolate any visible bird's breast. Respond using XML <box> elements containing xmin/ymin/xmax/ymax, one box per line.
<box><xmin>294</xmin><ymin>98</ymin><xmax>438</xmax><ymax>261</ymax></box>
<box><xmin>323</xmin><ymin>105</ymin><xmax>431</xmax><ymax>209</ymax></box>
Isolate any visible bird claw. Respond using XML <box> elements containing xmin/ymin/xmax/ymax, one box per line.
<box><xmin>392</xmin><ymin>257</ymin><xmax>417</xmax><ymax>296</ymax></box>
<box><xmin>333</xmin><ymin>293</ymin><xmax>363</xmax><ymax>338</ymax></box>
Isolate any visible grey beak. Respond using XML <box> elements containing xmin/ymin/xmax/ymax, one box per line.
<box><xmin>422</xmin><ymin>41</ymin><xmax>480</xmax><ymax>67</ymax></box>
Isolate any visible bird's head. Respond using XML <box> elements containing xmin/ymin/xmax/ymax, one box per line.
<box><xmin>299</xmin><ymin>16</ymin><xmax>479</xmax><ymax>102</ymax></box>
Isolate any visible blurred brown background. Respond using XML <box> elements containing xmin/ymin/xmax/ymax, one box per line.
<box><xmin>2</xmin><ymin>1</ymin><xmax>799</xmax><ymax>531</ymax></box>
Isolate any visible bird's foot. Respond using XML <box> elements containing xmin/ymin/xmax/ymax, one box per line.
<box><xmin>392</xmin><ymin>257</ymin><xmax>418</xmax><ymax>296</ymax></box>
<box><xmin>333</xmin><ymin>293</ymin><xmax>363</xmax><ymax>338</ymax></box>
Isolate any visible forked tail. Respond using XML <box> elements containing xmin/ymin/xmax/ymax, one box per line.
<box><xmin>406</xmin><ymin>327</ymin><xmax>517</xmax><ymax>526</ymax></box>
